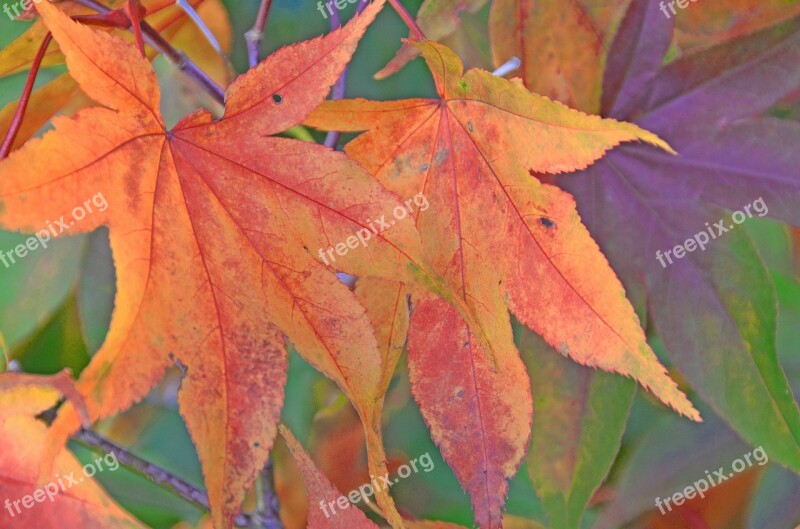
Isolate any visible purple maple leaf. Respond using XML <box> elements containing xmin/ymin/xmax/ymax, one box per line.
<box><xmin>557</xmin><ymin>0</ymin><xmax>800</xmax><ymax>471</ymax></box>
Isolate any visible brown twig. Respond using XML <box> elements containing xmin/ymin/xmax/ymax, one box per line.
<box><xmin>73</xmin><ymin>428</ymin><xmax>255</xmax><ymax>527</ymax></box>
<box><xmin>73</xmin><ymin>427</ymin><xmax>286</xmax><ymax>528</ymax></box>
<box><xmin>0</xmin><ymin>32</ymin><xmax>52</xmax><ymax>160</ymax></box>
<box><xmin>245</xmin><ymin>0</ymin><xmax>273</xmax><ymax>69</ymax></box>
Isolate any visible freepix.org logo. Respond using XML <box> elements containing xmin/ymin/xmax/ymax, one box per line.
<box><xmin>3</xmin><ymin>0</ymin><xmax>44</xmax><ymax>21</ymax></box>
<box><xmin>0</xmin><ymin>192</ymin><xmax>109</xmax><ymax>270</ymax></box>
<box><xmin>4</xmin><ymin>452</ymin><xmax>120</xmax><ymax>518</ymax></box>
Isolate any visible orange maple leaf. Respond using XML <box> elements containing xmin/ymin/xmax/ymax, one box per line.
<box><xmin>0</xmin><ymin>386</ymin><xmax>146</xmax><ymax>529</ymax></box>
<box><xmin>0</xmin><ymin>0</ymin><xmax>232</xmax><ymax>153</ymax></box>
<box><xmin>673</xmin><ymin>0</ymin><xmax>800</xmax><ymax>50</ymax></box>
<box><xmin>373</xmin><ymin>0</ymin><xmax>633</xmax><ymax>114</ymax></box>
<box><xmin>0</xmin><ymin>0</ymin><xmax>232</xmax><ymax>84</ymax></box>
<box><xmin>0</xmin><ymin>1</ymin><xmax>438</xmax><ymax>527</ymax></box>
<box><xmin>306</xmin><ymin>39</ymin><xmax>700</xmax><ymax>528</ymax></box>
<box><xmin>490</xmin><ymin>0</ymin><xmax>631</xmax><ymax>113</ymax></box>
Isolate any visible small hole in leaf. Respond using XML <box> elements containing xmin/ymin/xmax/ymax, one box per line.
<box><xmin>272</xmin><ymin>94</ymin><xmax>283</xmax><ymax>104</ymax></box>
<box><xmin>467</xmin><ymin>121</ymin><xmax>474</xmax><ymax>132</ymax></box>
<box><xmin>540</xmin><ymin>217</ymin><xmax>555</xmax><ymax>228</ymax></box>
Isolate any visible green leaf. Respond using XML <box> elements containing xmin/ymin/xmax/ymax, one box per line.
<box><xmin>652</xmin><ymin>224</ymin><xmax>800</xmax><ymax>471</ymax></box>
<box><xmin>77</xmin><ymin>229</ymin><xmax>116</xmax><ymax>355</ymax></box>
<box><xmin>0</xmin><ymin>330</ymin><xmax>7</xmax><ymax>372</ymax></box>
<box><xmin>747</xmin><ymin>464</ymin><xmax>800</xmax><ymax>529</ymax></box>
<box><xmin>13</xmin><ymin>293</ymin><xmax>90</xmax><ymax>375</ymax></box>
<box><xmin>514</xmin><ymin>322</ymin><xmax>635</xmax><ymax>529</ymax></box>
<box><xmin>0</xmin><ymin>230</ymin><xmax>85</xmax><ymax>346</ymax></box>
<box><xmin>593</xmin><ymin>406</ymin><xmax>748</xmax><ymax>529</ymax></box>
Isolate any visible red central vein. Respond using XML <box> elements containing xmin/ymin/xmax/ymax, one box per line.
<box><xmin>169</xmin><ymin>134</ymin><xmax>426</xmax><ymax>283</ymax></box>
<box><xmin>168</xmin><ymin>141</ymin><xmax>234</xmax><ymax>496</ymax></box>
<box><xmin>168</xmin><ymin>137</ymin><xmax>354</xmax><ymax>396</ymax></box>
<box><xmin>440</xmin><ymin>108</ymin><xmax>494</xmax><ymax>525</ymax></box>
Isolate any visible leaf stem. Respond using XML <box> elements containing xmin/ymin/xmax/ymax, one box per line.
<box><xmin>245</xmin><ymin>0</ymin><xmax>273</xmax><ymax>69</ymax></box>
<box><xmin>72</xmin><ymin>0</ymin><xmax>226</xmax><ymax>105</ymax></box>
<box><xmin>387</xmin><ymin>0</ymin><xmax>425</xmax><ymax>40</ymax></box>
<box><xmin>125</xmin><ymin>0</ymin><xmax>146</xmax><ymax>57</ymax></box>
<box><xmin>175</xmin><ymin>0</ymin><xmax>222</xmax><ymax>53</ymax></box>
<box><xmin>0</xmin><ymin>32</ymin><xmax>52</xmax><ymax>160</ymax></box>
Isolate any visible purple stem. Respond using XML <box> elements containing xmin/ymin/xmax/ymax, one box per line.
<box><xmin>323</xmin><ymin>0</ymin><xmax>369</xmax><ymax>149</ymax></box>
<box><xmin>245</xmin><ymin>0</ymin><xmax>273</xmax><ymax>69</ymax></box>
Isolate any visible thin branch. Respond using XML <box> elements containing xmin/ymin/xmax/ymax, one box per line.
<box><xmin>323</xmin><ymin>0</ymin><xmax>369</xmax><ymax>149</ymax></box>
<box><xmin>491</xmin><ymin>56</ymin><xmax>521</xmax><ymax>77</ymax></box>
<box><xmin>73</xmin><ymin>0</ymin><xmax>225</xmax><ymax>105</ymax></box>
<box><xmin>73</xmin><ymin>428</ymin><xmax>253</xmax><ymax>527</ymax></box>
<box><xmin>245</xmin><ymin>0</ymin><xmax>273</xmax><ymax>69</ymax></box>
<box><xmin>175</xmin><ymin>0</ymin><xmax>222</xmax><ymax>53</ymax></box>
<box><xmin>73</xmin><ymin>428</ymin><xmax>210</xmax><ymax>510</ymax></box>
<box><xmin>387</xmin><ymin>0</ymin><xmax>425</xmax><ymax>40</ymax></box>
<box><xmin>0</xmin><ymin>33</ymin><xmax>52</xmax><ymax>160</ymax></box>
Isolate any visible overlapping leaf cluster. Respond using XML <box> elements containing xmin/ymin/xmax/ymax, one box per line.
<box><xmin>0</xmin><ymin>0</ymin><xmax>798</xmax><ymax>528</ymax></box>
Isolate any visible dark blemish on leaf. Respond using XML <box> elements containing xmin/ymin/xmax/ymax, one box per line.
<box><xmin>272</xmin><ymin>94</ymin><xmax>283</xmax><ymax>104</ymax></box>
<box><xmin>203</xmin><ymin>130</ymin><xmax>213</xmax><ymax>137</ymax></box>
<box><xmin>434</xmin><ymin>149</ymin><xmax>449</xmax><ymax>164</ymax></box>
<box><xmin>421</xmin><ymin>163</ymin><xmax>430</xmax><ymax>171</ymax></box>
<box><xmin>254</xmin><ymin>441</ymin><xmax>261</xmax><ymax>448</ymax></box>
<box><xmin>540</xmin><ymin>217</ymin><xmax>555</xmax><ymax>228</ymax></box>
<box><xmin>448</xmin><ymin>387</ymin><xmax>466</xmax><ymax>402</ymax></box>
<box><xmin>467</xmin><ymin>121</ymin><xmax>474</xmax><ymax>132</ymax></box>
